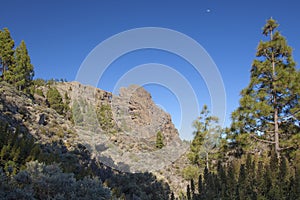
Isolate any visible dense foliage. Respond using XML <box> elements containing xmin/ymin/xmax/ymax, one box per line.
<box><xmin>0</xmin><ymin>121</ymin><xmax>111</xmax><ymax>199</ymax></box>
<box><xmin>0</xmin><ymin>122</ymin><xmax>41</xmax><ymax>176</ymax></box>
<box><xmin>0</xmin><ymin>28</ymin><xmax>14</xmax><ymax>81</ymax></box>
<box><xmin>186</xmin><ymin>154</ymin><xmax>300</xmax><ymax>200</ymax></box>
<box><xmin>0</xmin><ymin>161</ymin><xmax>111</xmax><ymax>200</ymax></box>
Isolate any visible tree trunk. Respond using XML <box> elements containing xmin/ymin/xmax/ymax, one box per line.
<box><xmin>1</xmin><ymin>62</ymin><xmax>5</xmax><ymax>80</ymax></box>
<box><xmin>272</xmin><ymin>60</ymin><xmax>280</xmax><ymax>158</ymax></box>
<box><xmin>274</xmin><ymin>108</ymin><xmax>280</xmax><ymax>158</ymax></box>
<box><xmin>206</xmin><ymin>152</ymin><xmax>209</xmax><ymax>171</ymax></box>
<box><xmin>271</xmin><ymin>29</ymin><xmax>280</xmax><ymax>158</ymax></box>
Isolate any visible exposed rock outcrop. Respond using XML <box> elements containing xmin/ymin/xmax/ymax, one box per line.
<box><xmin>0</xmin><ymin>81</ymin><xmax>190</xmax><ymax>195</ymax></box>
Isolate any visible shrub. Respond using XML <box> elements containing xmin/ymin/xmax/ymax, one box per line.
<box><xmin>46</xmin><ymin>87</ymin><xmax>64</xmax><ymax>115</ymax></box>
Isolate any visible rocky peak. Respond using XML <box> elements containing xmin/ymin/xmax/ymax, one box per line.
<box><xmin>112</xmin><ymin>84</ymin><xmax>181</xmax><ymax>144</ymax></box>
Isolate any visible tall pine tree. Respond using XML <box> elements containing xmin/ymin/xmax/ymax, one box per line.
<box><xmin>0</xmin><ymin>28</ymin><xmax>15</xmax><ymax>80</ymax></box>
<box><xmin>230</xmin><ymin>18</ymin><xmax>300</xmax><ymax>158</ymax></box>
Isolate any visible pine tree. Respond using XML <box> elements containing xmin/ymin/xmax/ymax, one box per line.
<box><xmin>170</xmin><ymin>192</ymin><xmax>175</xmax><ymax>200</ymax></box>
<box><xmin>190</xmin><ymin>179</ymin><xmax>195</xmax><ymax>197</ymax></box>
<box><xmin>186</xmin><ymin>184</ymin><xmax>191</xmax><ymax>200</ymax></box>
<box><xmin>226</xmin><ymin>161</ymin><xmax>237</xmax><ymax>198</ymax></box>
<box><xmin>217</xmin><ymin>161</ymin><xmax>226</xmax><ymax>186</ymax></box>
<box><xmin>216</xmin><ymin>161</ymin><xmax>227</xmax><ymax>198</ymax></box>
<box><xmin>256</xmin><ymin>161</ymin><xmax>265</xmax><ymax>198</ymax></box>
<box><xmin>235</xmin><ymin>185</ymin><xmax>240</xmax><ymax>200</ymax></box>
<box><xmin>202</xmin><ymin>166</ymin><xmax>217</xmax><ymax>199</ymax></box>
<box><xmin>237</xmin><ymin>164</ymin><xmax>246</xmax><ymax>199</ymax></box>
<box><xmin>278</xmin><ymin>156</ymin><xmax>290</xmax><ymax>198</ymax></box>
<box><xmin>198</xmin><ymin>174</ymin><xmax>203</xmax><ymax>197</ymax></box>
<box><xmin>189</xmin><ymin>105</ymin><xmax>222</xmax><ymax>169</ymax></box>
<box><xmin>0</xmin><ymin>28</ymin><xmax>15</xmax><ymax>80</ymax></box>
<box><xmin>5</xmin><ymin>40</ymin><xmax>34</xmax><ymax>90</ymax></box>
<box><xmin>245</xmin><ymin>155</ymin><xmax>257</xmax><ymax>199</ymax></box>
<box><xmin>230</xmin><ymin>18</ymin><xmax>300</xmax><ymax>158</ymax></box>
<box><xmin>262</xmin><ymin>163</ymin><xmax>273</xmax><ymax>199</ymax></box>
<box><xmin>293</xmin><ymin>165</ymin><xmax>300</xmax><ymax>199</ymax></box>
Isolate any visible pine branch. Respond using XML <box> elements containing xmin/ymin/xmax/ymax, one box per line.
<box><xmin>250</xmin><ymin>134</ymin><xmax>275</xmax><ymax>144</ymax></box>
<box><xmin>278</xmin><ymin>110</ymin><xmax>300</xmax><ymax>122</ymax></box>
<box><xmin>266</xmin><ymin>130</ymin><xmax>274</xmax><ymax>133</ymax></box>
<box><xmin>291</xmin><ymin>109</ymin><xmax>300</xmax><ymax>117</ymax></box>
<box><xmin>279</xmin><ymin>146</ymin><xmax>295</xmax><ymax>151</ymax></box>
<box><xmin>254</xmin><ymin>126</ymin><xmax>274</xmax><ymax>133</ymax></box>
<box><xmin>264</xmin><ymin>49</ymin><xmax>272</xmax><ymax>61</ymax></box>
<box><xmin>266</xmin><ymin>121</ymin><xmax>275</xmax><ymax>124</ymax></box>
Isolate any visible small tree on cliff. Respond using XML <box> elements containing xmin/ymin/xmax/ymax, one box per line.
<box><xmin>47</xmin><ymin>87</ymin><xmax>64</xmax><ymax>115</ymax></box>
<box><xmin>156</xmin><ymin>131</ymin><xmax>164</xmax><ymax>149</ymax></box>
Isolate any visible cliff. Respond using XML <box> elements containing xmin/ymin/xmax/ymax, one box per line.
<box><xmin>0</xmin><ymin>81</ymin><xmax>190</xmax><ymax>195</ymax></box>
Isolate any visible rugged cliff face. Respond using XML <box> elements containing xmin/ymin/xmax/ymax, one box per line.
<box><xmin>0</xmin><ymin>81</ymin><xmax>190</xmax><ymax>194</ymax></box>
<box><xmin>56</xmin><ymin>82</ymin><xmax>189</xmax><ymax>173</ymax></box>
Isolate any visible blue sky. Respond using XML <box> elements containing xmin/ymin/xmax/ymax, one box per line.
<box><xmin>1</xmin><ymin>0</ymin><xmax>300</xmax><ymax>140</ymax></box>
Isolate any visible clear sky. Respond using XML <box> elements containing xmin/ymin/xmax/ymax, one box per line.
<box><xmin>1</xmin><ymin>0</ymin><xmax>300</xmax><ymax>140</ymax></box>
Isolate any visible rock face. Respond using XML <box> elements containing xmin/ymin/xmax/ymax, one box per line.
<box><xmin>0</xmin><ymin>81</ymin><xmax>189</xmax><ymax>195</ymax></box>
<box><xmin>55</xmin><ymin>83</ymin><xmax>181</xmax><ymax>144</ymax></box>
<box><xmin>112</xmin><ymin>85</ymin><xmax>181</xmax><ymax>145</ymax></box>
<box><xmin>55</xmin><ymin>82</ymin><xmax>188</xmax><ymax>172</ymax></box>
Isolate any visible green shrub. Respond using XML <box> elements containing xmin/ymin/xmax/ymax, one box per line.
<box><xmin>35</xmin><ymin>88</ymin><xmax>44</xmax><ymax>97</ymax></box>
<box><xmin>46</xmin><ymin>87</ymin><xmax>64</xmax><ymax>115</ymax></box>
<box><xmin>182</xmin><ymin>165</ymin><xmax>199</xmax><ymax>180</ymax></box>
<box><xmin>156</xmin><ymin>131</ymin><xmax>164</xmax><ymax>149</ymax></box>
<box><xmin>96</xmin><ymin>104</ymin><xmax>116</xmax><ymax>134</ymax></box>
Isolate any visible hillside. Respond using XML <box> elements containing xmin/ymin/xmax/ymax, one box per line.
<box><xmin>0</xmin><ymin>80</ymin><xmax>190</xmax><ymax>198</ymax></box>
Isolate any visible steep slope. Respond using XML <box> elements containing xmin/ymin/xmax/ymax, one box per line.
<box><xmin>0</xmin><ymin>82</ymin><xmax>77</xmax><ymax>144</ymax></box>
<box><xmin>0</xmin><ymin>81</ymin><xmax>190</xmax><ymax>195</ymax></box>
